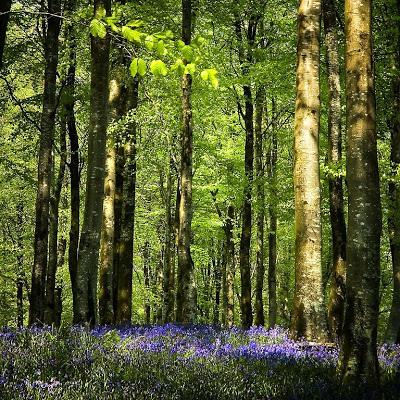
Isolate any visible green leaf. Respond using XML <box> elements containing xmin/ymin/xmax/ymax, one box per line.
<box><xmin>156</xmin><ymin>40</ymin><xmax>166</xmax><ymax>57</ymax></box>
<box><xmin>126</xmin><ymin>20</ymin><xmax>143</xmax><ymax>28</ymax></box>
<box><xmin>171</xmin><ymin>59</ymin><xmax>185</xmax><ymax>75</ymax></box>
<box><xmin>192</xmin><ymin>35</ymin><xmax>206</xmax><ymax>48</ymax></box>
<box><xmin>122</xmin><ymin>26</ymin><xmax>142</xmax><ymax>43</ymax></box>
<box><xmin>185</xmin><ymin>63</ymin><xmax>196</xmax><ymax>75</ymax></box>
<box><xmin>90</xmin><ymin>19</ymin><xmax>107</xmax><ymax>39</ymax></box>
<box><xmin>145</xmin><ymin>35</ymin><xmax>154</xmax><ymax>50</ymax></box>
<box><xmin>94</xmin><ymin>6</ymin><xmax>106</xmax><ymax>19</ymax></box>
<box><xmin>165</xmin><ymin>30</ymin><xmax>174</xmax><ymax>39</ymax></box>
<box><xmin>200</xmin><ymin>70</ymin><xmax>209</xmax><ymax>81</ymax></box>
<box><xmin>150</xmin><ymin>60</ymin><xmax>168</xmax><ymax>77</ymax></box>
<box><xmin>176</xmin><ymin>40</ymin><xmax>185</xmax><ymax>50</ymax></box>
<box><xmin>137</xmin><ymin>59</ymin><xmax>147</xmax><ymax>77</ymax></box>
<box><xmin>130</xmin><ymin>58</ymin><xmax>138</xmax><ymax>77</ymax></box>
<box><xmin>210</xmin><ymin>77</ymin><xmax>219</xmax><ymax>89</ymax></box>
<box><xmin>182</xmin><ymin>45</ymin><xmax>194</xmax><ymax>62</ymax></box>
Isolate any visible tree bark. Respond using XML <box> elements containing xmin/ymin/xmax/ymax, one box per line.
<box><xmin>44</xmin><ymin>117</ymin><xmax>66</xmax><ymax>325</ymax></box>
<box><xmin>385</xmin><ymin>0</ymin><xmax>400</xmax><ymax>345</ymax></box>
<box><xmin>213</xmin><ymin>249</ymin><xmax>222</xmax><ymax>325</ymax></box>
<box><xmin>254</xmin><ymin>86</ymin><xmax>265</xmax><ymax>326</ymax></box>
<box><xmin>291</xmin><ymin>0</ymin><xmax>328</xmax><ymax>342</ymax></box>
<box><xmin>29</xmin><ymin>0</ymin><xmax>61</xmax><ymax>325</ymax></box>
<box><xmin>322</xmin><ymin>0</ymin><xmax>347</xmax><ymax>342</ymax></box>
<box><xmin>339</xmin><ymin>0</ymin><xmax>381</xmax><ymax>390</ymax></box>
<box><xmin>75</xmin><ymin>0</ymin><xmax>111</xmax><ymax>325</ymax></box>
<box><xmin>235</xmin><ymin>14</ymin><xmax>258</xmax><ymax>329</ymax></box>
<box><xmin>176</xmin><ymin>0</ymin><xmax>195</xmax><ymax>324</ymax></box>
<box><xmin>268</xmin><ymin>98</ymin><xmax>278</xmax><ymax>328</ymax></box>
<box><xmin>16</xmin><ymin>203</ymin><xmax>24</xmax><ymax>328</ymax></box>
<box><xmin>64</xmin><ymin>0</ymin><xmax>80</xmax><ymax>320</ymax></box>
<box><xmin>143</xmin><ymin>242</ymin><xmax>151</xmax><ymax>324</ymax></box>
<box><xmin>115</xmin><ymin>77</ymin><xmax>139</xmax><ymax>325</ymax></box>
<box><xmin>0</xmin><ymin>0</ymin><xmax>11</xmax><ymax>68</ymax></box>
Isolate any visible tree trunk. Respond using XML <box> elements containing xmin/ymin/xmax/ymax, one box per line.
<box><xmin>254</xmin><ymin>86</ymin><xmax>265</xmax><ymax>326</ymax></box>
<box><xmin>64</xmin><ymin>0</ymin><xmax>80</xmax><ymax>320</ymax></box>
<box><xmin>291</xmin><ymin>0</ymin><xmax>328</xmax><ymax>342</ymax></box>
<box><xmin>44</xmin><ymin>118</ymin><xmax>66</xmax><ymax>325</ymax></box>
<box><xmin>115</xmin><ymin>77</ymin><xmax>139</xmax><ymax>325</ymax></box>
<box><xmin>268</xmin><ymin>98</ymin><xmax>278</xmax><ymax>329</ymax></box>
<box><xmin>16</xmin><ymin>203</ymin><xmax>24</xmax><ymax>328</ymax></box>
<box><xmin>235</xmin><ymin>14</ymin><xmax>258</xmax><ymax>329</ymax></box>
<box><xmin>176</xmin><ymin>0</ymin><xmax>195</xmax><ymax>324</ymax></box>
<box><xmin>322</xmin><ymin>0</ymin><xmax>347</xmax><ymax>342</ymax></box>
<box><xmin>162</xmin><ymin>155</ymin><xmax>175</xmax><ymax>323</ymax></box>
<box><xmin>29</xmin><ymin>0</ymin><xmax>61</xmax><ymax>325</ymax></box>
<box><xmin>143</xmin><ymin>242</ymin><xmax>151</xmax><ymax>324</ymax></box>
<box><xmin>225</xmin><ymin>205</ymin><xmax>235</xmax><ymax>327</ymax></box>
<box><xmin>75</xmin><ymin>0</ymin><xmax>111</xmax><ymax>325</ymax></box>
<box><xmin>385</xmin><ymin>0</ymin><xmax>400</xmax><ymax>345</ymax></box>
<box><xmin>213</xmin><ymin>249</ymin><xmax>222</xmax><ymax>325</ymax></box>
<box><xmin>0</xmin><ymin>0</ymin><xmax>11</xmax><ymax>68</ymax></box>
<box><xmin>339</xmin><ymin>0</ymin><xmax>381</xmax><ymax>390</ymax></box>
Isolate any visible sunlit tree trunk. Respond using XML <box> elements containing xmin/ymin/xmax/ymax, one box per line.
<box><xmin>291</xmin><ymin>0</ymin><xmax>328</xmax><ymax>342</ymax></box>
<box><xmin>268</xmin><ymin>98</ymin><xmax>278</xmax><ymax>328</ymax></box>
<box><xmin>75</xmin><ymin>0</ymin><xmax>111</xmax><ymax>325</ymax></box>
<box><xmin>44</xmin><ymin>118</ymin><xmax>66</xmax><ymax>325</ymax></box>
<box><xmin>339</xmin><ymin>0</ymin><xmax>381</xmax><ymax>390</ymax></box>
<box><xmin>29</xmin><ymin>0</ymin><xmax>61</xmax><ymax>325</ymax></box>
<box><xmin>322</xmin><ymin>0</ymin><xmax>347</xmax><ymax>341</ymax></box>
<box><xmin>254</xmin><ymin>86</ymin><xmax>265</xmax><ymax>326</ymax></box>
<box><xmin>115</xmin><ymin>77</ymin><xmax>139</xmax><ymax>325</ymax></box>
<box><xmin>385</xmin><ymin>0</ymin><xmax>400</xmax><ymax>345</ymax></box>
<box><xmin>176</xmin><ymin>0</ymin><xmax>195</xmax><ymax>323</ymax></box>
<box><xmin>0</xmin><ymin>0</ymin><xmax>11</xmax><ymax>68</ymax></box>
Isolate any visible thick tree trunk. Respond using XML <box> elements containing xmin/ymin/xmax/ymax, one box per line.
<box><xmin>0</xmin><ymin>0</ymin><xmax>11</xmax><ymax>68</ymax></box>
<box><xmin>235</xmin><ymin>15</ymin><xmax>257</xmax><ymax>329</ymax></box>
<box><xmin>323</xmin><ymin>0</ymin><xmax>347</xmax><ymax>341</ymax></box>
<box><xmin>291</xmin><ymin>0</ymin><xmax>328</xmax><ymax>342</ymax></box>
<box><xmin>29</xmin><ymin>0</ymin><xmax>61</xmax><ymax>325</ymax></box>
<box><xmin>254</xmin><ymin>86</ymin><xmax>265</xmax><ymax>326</ymax></box>
<box><xmin>75</xmin><ymin>0</ymin><xmax>111</xmax><ymax>325</ymax></box>
<box><xmin>268</xmin><ymin>98</ymin><xmax>278</xmax><ymax>328</ymax></box>
<box><xmin>44</xmin><ymin>120</ymin><xmax>66</xmax><ymax>325</ymax></box>
<box><xmin>339</xmin><ymin>0</ymin><xmax>381</xmax><ymax>390</ymax></box>
<box><xmin>115</xmin><ymin>77</ymin><xmax>139</xmax><ymax>325</ymax></box>
<box><xmin>176</xmin><ymin>0</ymin><xmax>195</xmax><ymax>324</ymax></box>
<box><xmin>385</xmin><ymin>0</ymin><xmax>400</xmax><ymax>345</ymax></box>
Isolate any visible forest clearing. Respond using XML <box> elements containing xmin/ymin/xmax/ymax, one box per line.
<box><xmin>1</xmin><ymin>0</ymin><xmax>400</xmax><ymax>398</ymax></box>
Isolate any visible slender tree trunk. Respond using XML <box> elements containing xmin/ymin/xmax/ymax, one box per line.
<box><xmin>268</xmin><ymin>98</ymin><xmax>278</xmax><ymax>328</ymax></box>
<box><xmin>322</xmin><ymin>0</ymin><xmax>347</xmax><ymax>341</ymax></box>
<box><xmin>213</xmin><ymin>250</ymin><xmax>222</xmax><ymax>325</ymax></box>
<box><xmin>235</xmin><ymin>14</ymin><xmax>258</xmax><ymax>329</ymax></box>
<box><xmin>254</xmin><ymin>86</ymin><xmax>265</xmax><ymax>326</ymax></box>
<box><xmin>0</xmin><ymin>0</ymin><xmax>11</xmax><ymax>68</ymax></box>
<box><xmin>385</xmin><ymin>0</ymin><xmax>400</xmax><ymax>345</ymax></box>
<box><xmin>339</xmin><ymin>0</ymin><xmax>381</xmax><ymax>390</ymax></box>
<box><xmin>176</xmin><ymin>0</ymin><xmax>195</xmax><ymax>324</ymax></box>
<box><xmin>16</xmin><ymin>203</ymin><xmax>24</xmax><ymax>328</ymax></box>
<box><xmin>75</xmin><ymin>0</ymin><xmax>111</xmax><ymax>325</ymax></box>
<box><xmin>225</xmin><ymin>205</ymin><xmax>235</xmax><ymax>327</ymax></box>
<box><xmin>44</xmin><ymin>118</ymin><xmax>66</xmax><ymax>325</ymax></box>
<box><xmin>64</xmin><ymin>0</ymin><xmax>80</xmax><ymax>319</ymax></box>
<box><xmin>291</xmin><ymin>0</ymin><xmax>328</xmax><ymax>342</ymax></box>
<box><xmin>143</xmin><ymin>242</ymin><xmax>151</xmax><ymax>324</ymax></box>
<box><xmin>54</xmin><ymin>285</ymin><xmax>62</xmax><ymax>327</ymax></box>
<box><xmin>115</xmin><ymin>77</ymin><xmax>139</xmax><ymax>325</ymax></box>
<box><xmin>162</xmin><ymin>155</ymin><xmax>175</xmax><ymax>323</ymax></box>
<box><xmin>29</xmin><ymin>0</ymin><xmax>61</xmax><ymax>325</ymax></box>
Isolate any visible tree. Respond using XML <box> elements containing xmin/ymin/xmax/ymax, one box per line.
<box><xmin>291</xmin><ymin>0</ymin><xmax>328</xmax><ymax>342</ymax></box>
<box><xmin>322</xmin><ymin>0</ymin><xmax>347</xmax><ymax>341</ymax></box>
<box><xmin>339</xmin><ymin>0</ymin><xmax>382</xmax><ymax>389</ymax></box>
<box><xmin>29</xmin><ymin>0</ymin><xmax>61</xmax><ymax>325</ymax></box>
<box><xmin>385</xmin><ymin>0</ymin><xmax>400</xmax><ymax>345</ymax></box>
<box><xmin>0</xmin><ymin>0</ymin><xmax>11</xmax><ymax>68</ymax></box>
<box><xmin>176</xmin><ymin>0</ymin><xmax>196</xmax><ymax>323</ymax></box>
<box><xmin>74</xmin><ymin>0</ymin><xmax>111</xmax><ymax>325</ymax></box>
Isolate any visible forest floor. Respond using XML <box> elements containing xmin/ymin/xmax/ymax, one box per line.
<box><xmin>0</xmin><ymin>324</ymin><xmax>399</xmax><ymax>399</ymax></box>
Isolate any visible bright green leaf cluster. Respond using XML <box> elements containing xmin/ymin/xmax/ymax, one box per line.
<box><xmin>201</xmin><ymin>68</ymin><xmax>219</xmax><ymax>89</ymax></box>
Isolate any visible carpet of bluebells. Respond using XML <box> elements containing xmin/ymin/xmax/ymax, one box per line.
<box><xmin>0</xmin><ymin>324</ymin><xmax>399</xmax><ymax>399</ymax></box>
